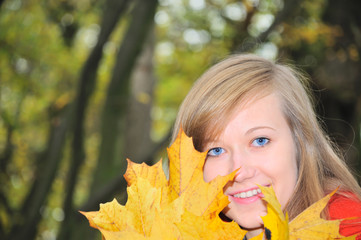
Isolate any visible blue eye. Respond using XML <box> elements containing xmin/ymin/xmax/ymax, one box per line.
<box><xmin>252</xmin><ymin>137</ymin><xmax>269</xmax><ymax>147</ymax></box>
<box><xmin>207</xmin><ymin>147</ymin><xmax>225</xmax><ymax>156</ymax></box>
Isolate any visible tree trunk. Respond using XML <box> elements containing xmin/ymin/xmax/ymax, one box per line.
<box><xmin>57</xmin><ymin>0</ymin><xmax>158</xmax><ymax>239</ymax></box>
<box><xmin>317</xmin><ymin>0</ymin><xmax>361</xmax><ymax>177</ymax></box>
<box><xmin>90</xmin><ymin>0</ymin><xmax>158</xmax><ymax>195</ymax></box>
<box><xmin>57</xmin><ymin>1</ymin><xmax>131</xmax><ymax>240</ymax></box>
<box><xmin>125</xmin><ymin>27</ymin><xmax>156</xmax><ymax>163</ymax></box>
<box><xmin>9</xmin><ymin>106</ymin><xmax>70</xmax><ymax>240</ymax></box>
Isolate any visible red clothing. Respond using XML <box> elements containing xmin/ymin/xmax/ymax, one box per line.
<box><xmin>328</xmin><ymin>193</ymin><xmax>361</xmax><ymax>239</ymax></box>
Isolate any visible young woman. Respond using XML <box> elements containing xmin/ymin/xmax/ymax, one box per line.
<box><xmin>171</xmin><ymin>54</ymin><xmax>361</xmax><ymax>239</ymax></box>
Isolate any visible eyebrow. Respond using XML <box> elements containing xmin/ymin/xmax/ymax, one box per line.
<box><xmin>202</xmin><ymin>126</ymin><xmax>276</xmax><ymax>149</ymax></box>
<box><xmin>245</xmin><ymin>126</ymin><xmax>276</xmax><ymax>135</ymax></box>
<box><xmin>202</xmin><ymin>139</ymin><xmax>222</xmax><ymax>151</ymax></box>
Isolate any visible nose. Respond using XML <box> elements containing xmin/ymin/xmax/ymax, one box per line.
<box><xmin>233</xmin><ymin>166</ymin><xmax>257</xmax><ymax>182</ymax></box>
<box><xmin>230</xmin><ymin>153</ymin><xmax>256</xmax><ymax>182</ymax></box>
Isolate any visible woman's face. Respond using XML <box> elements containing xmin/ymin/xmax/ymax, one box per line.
<box><xmin>203</xmin><ymin>93</ymin><xmax>298</xmax><ymax>231</ymax></box>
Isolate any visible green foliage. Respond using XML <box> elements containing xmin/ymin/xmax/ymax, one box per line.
<box><xmin>0</xmin><ymin>0</ymin><xmax>97</xmax><ymax>237</ymax></box>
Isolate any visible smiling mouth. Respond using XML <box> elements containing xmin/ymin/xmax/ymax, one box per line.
<box><xmin>232</xmin><ymin>188</ymin><xmax>262</xmax><ymax>199</ymax></box>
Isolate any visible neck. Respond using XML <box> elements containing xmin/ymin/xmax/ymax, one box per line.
<box><xmin>245</xmin><ymin>228</ymin><xmax>264</xmax><ymax>239</ymax></box>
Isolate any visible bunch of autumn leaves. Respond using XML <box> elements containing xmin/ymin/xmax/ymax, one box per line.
<box><xmin>81</xmin><ymin>130</ymin><xmax>356</xmax><ymax>240</ymax></box>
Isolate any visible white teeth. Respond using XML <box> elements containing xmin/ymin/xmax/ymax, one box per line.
<box><xmin>233</xmin><ymin>188</ymin><xmax>261</xmax><ymax>199</ymax></box>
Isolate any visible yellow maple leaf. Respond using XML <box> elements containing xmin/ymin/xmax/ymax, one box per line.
<box><xmin>124</xmin><ymin>158</ymin><xmax>167</xmax><ymax>188</ymax></box>
<box><xmin>289</xmin><ymin>188</ymin><xmax>356</xmax><ymax>240</ymax></box>
<box><xmin>167</xmin><ymin>130</ymin><xmax>239</xmax><ymax>217</ymax></box>
<box><xmin>82</xmin><ymin>128</ymin><xmax>354</xmax><ymax>239</ymax></box>
<box><xmin>259</xmin><ymin>185</ymin><xmax>289</xmax><ymax>240</ymax></box>
<box><xmin>258</xmin><ymin>186</ymin><xmax>356</xmax><ymax>240</ymax></box>
<box><xmin>177</xmin><ymin>210</ymin><xmax>247</xmax><ymax>239</ymax></box>
<box><xmin>81</xmin><ymin>128</ymin><xmax>246</xmax><ymax>239</ymax></box>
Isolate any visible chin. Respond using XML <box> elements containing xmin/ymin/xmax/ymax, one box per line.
<box><xmin>223</xmin><ymin>201</ymin><xmax>267</xmax><ymax>229</ymax></box>
<box><xmin>234</xmin><ymin>216</ymin><xmax>264</xmax><ymax>230</ymax></box>
<box><xmin>224</xmin><ymin>209</ymin><xmax>265</xmax><ymax>230</ymax></box>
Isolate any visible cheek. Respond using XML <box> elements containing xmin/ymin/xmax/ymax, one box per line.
<box><xmin>273</xmin><ymin>158</ymin><xmax>298</xmax><ymax>207</ymax></box>
<box><xmin>203</xmin><ymin>160</ymin><xmax>229</xmax><ymax>182</ymax></box>
<box><xmin>278</xmin><ymin>170</ymin><xmax>297</xmax><ymax>207</ymax></box>
<box><xmin>203</xmin><ymin>160</ymin><xmax>217</xmax><ymax>182</ymax></box>
<box><xmin>261</xmin><ymin>147</ymin><xmax>297</xmax><ymax>206</ymax></box>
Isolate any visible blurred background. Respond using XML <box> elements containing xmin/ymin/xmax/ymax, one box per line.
<box><xmin>0</xmin><ymin>0</ymin><xmax>360</xmax><ymax>239</ymax></box>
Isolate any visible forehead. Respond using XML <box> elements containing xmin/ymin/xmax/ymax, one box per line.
<box><xmin>227</xmin><ymin>93</ymin><xmax>285</xmax><ymax>129</ymax></box>
<box><xmin>202</xmin><ymin>92</ymin><xmax>285</xmax><ymax>144</ymax></box>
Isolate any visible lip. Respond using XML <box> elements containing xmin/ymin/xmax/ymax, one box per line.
<box><xmin>228</xmin><ymin>186</ymin><xmax>267</xmax><ymax>205</ymax></box>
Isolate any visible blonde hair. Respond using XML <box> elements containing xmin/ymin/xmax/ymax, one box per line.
<box><xmin>172</xmin><ymin>54</ymin><xmax>361</xmax><ymax>220</ymax></box>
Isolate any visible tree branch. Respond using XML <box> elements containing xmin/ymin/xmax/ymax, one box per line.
<box><xmin>0</xmin><ymin>0</ymin><xmax>5</xmax><ymax>10</ymax></box>
<box><xmin>0</xmin><ymin>122</ymin><xmax>13</xmax><ymax>174</ymax></box>
<box><xmin>235</xmin><ymin>0</ymin><xmax>303</xmax><ymax>52</ymax></box>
